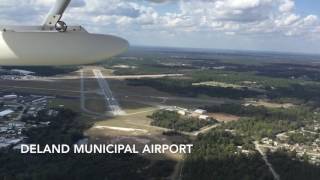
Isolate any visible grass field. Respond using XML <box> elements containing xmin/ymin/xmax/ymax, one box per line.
<box><xmin>193</xmin><ymin>81</ymin><xmax>245</xmax><ymax>89</ymax></box>
<box><xmin>48</xmin><ymin>98</ymin><xmax>81</xmax><ymax>112</ymax></box>
<box><xmin>244</xmin><ymin>99</ymin><xmax>295</xmax><ymax>109</ymax></box>
<box><xmin>85</xmin><ymin>105</ymin><xmax>188</xmax><ymax>161</ymax></box>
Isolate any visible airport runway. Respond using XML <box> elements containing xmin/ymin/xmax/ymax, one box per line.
<box><xmin>41</xmin><ymin>73</ymin><xmax>184</xmax><ymax>80</ymax></box>
<box><xmin>80</xmin><ymin>70</ymin><xmax>103</xmax><ymax>117</ymax></box>
<box><xmin>92</xmin><ymin>69</ymin><xmax>125</xmax><ymax>116</ymax></box>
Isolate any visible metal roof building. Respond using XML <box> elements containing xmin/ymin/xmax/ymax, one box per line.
<box><xmin>0</xmin><ymin>109</ymin><xmax>14</xmax><ymax>117</ymax></box>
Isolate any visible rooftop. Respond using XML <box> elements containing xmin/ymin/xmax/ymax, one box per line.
<box><xmin>0</xmin><ymin>109</ymin><xmax>14</xmax><ymax>117</ymax></box>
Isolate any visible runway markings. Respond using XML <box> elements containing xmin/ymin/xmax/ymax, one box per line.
<box><xmin>92</xmin><ymin>69</ymin><xmax>126</xmax><ymax>116</ymax></box>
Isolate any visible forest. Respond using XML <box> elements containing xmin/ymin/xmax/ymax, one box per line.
<box><xmin>149</xmin><ymin>110</ymin><xmax>216</xmax><ymax>132</ymax></box>
<box><xmin>183</xmin><ymin>129</ymin><xmax>320</xmax><ymax>180</ymax></box>
<box><xmin>268</xmin><ymin>150</ymin><xmax>320</xmax><ymax>180</ymax></box>
<box><xmin>0</xmin><ymin>108</ymin><xmax>176</xmax><ymax>180</ymax></box>
<box><xmin>119</xmin><ymin>59</ymin><xmax>320</xmax><ymax>103</ymax></box>
<box><xmin>203</xmin><ymin>103</ymin><xmax>316</xmax><ymax>139</ymax></box>
<box><xmin>1</xmin><ymin>66</ymin><xmax>79</xmax><ymax>76</ymax></box>
<box><xmin>182</xmin><ymin>130</ymin><xmax>273</xmax><ymax>180</ymax></box>
<box><xmin>128</xmin><ymin>78</ymin><xmax>261</xmax><ymax>99</ymax></box>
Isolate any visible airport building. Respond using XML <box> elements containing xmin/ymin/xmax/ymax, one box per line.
<box><xmin>194</xmin><ymin>109</ymin><xmax>207</xmax><ymax>115</ymax></box>
<box><xmin>11</xmin><ymin>69</ymin><xmax>35</xmax><ymax>75</ymax></box>
<box><xmin>0</xmin><ymin>109</ymin><xmax>14</xmax><ymax>118</ymax></box>
<box><xmin>3</xmin><ymin>94</ymin><xmax>18</xmax><ymax>100</ymax></box>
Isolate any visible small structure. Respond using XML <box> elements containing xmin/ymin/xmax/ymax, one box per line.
<box><xmin>3</xmin><ymin>94</ymin><xmax>18</xmax><ymax>100</ymax></box>
<box><xmin>0</xmin><ymin>109</ymin><xmax>14</xmax><ymax>117</ymax></box>
<box><xmin>194</xmin><ymin>109</ymin><xmax>207</xmax><ymax>114</ymax></box>
<box><xmin>32</xmin><ymin>97</ymin><xmax>47</xmax><ymax>104</ymax></box>
<box><xmin>11</xmin><ymin>69</ymin><xmax>35</xmax><ymax>75</ymax></box>
<box><xmin>199</xmin><ymin>115</ymin><xmax>209</xmax><ymax>120</ymax></box>
<box><xmin>177</xmin><ymin>110</ymin><xmax>186</xmax><ymax>116</ymax></box>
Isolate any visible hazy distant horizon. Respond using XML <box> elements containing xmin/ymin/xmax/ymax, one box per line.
<box><xmin>129</xmin><ymin>45</ymin><xmax>320</xmax><ymax>57</ymax></box>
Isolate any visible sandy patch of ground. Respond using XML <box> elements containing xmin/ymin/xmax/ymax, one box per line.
<box><xmin>94</xmin><ymin>126</ymin><xmax>148</xmax><ymax>133</ymax></box>
<box><xmin>208</xmin><ymin>113</ymin><xmax>240</xmax><ymax>122</ymax></box>
<box><xmin>193</xmin><ymin>81</ymin><xmax>244</xmax><ymax>89</ymax></box>
<box><xmin>245</xmin><ymin>100</ymin><xmax>295</xmax><ymax>109</ymax></box>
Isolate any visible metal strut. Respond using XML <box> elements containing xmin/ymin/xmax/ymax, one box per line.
<box><xmin>43</xmin><ymin>0</ymin><xmax>72</xmax><ymax>32</ymax></box>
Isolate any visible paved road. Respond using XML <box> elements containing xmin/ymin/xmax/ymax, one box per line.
<box><xmin>29</xmin><ymin>73</ymin><xmax>184</xmax><ymax>81</ymax></box>
<box><xmin>0</xmin><ymin>85</ymin><xmax>236</xmax><ymax>106</ymax></box>
<box><xmin>103</xmin><ymin>74</ymin><xmax>184</xmax><ymax>80</ymax></box>
<box><xmin>92</xmin><ymin>69</ymin><xmax>125</xmax><ymax>116</ymax></box>
<box><xmin>80</xmin><ymin>70</ymin><xmax>104</xmax><ymax>117</ymax></box>
<box><xmin>254</xmin><ymin>141</ymin><xmax>281</xmax><ymax>180</ymax></box>
<box><xmin>192</xmin><ymin>124</ymin><xmax>221</xmax><ymax>136</ymax></box>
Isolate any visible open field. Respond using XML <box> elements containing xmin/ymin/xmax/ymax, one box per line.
<box><xmin>85</xmin><ymin>97</ymin><xmax>107</xmax><ymax>114</ymax></box>
<box><xmin>85</xmin><ymin>106</ymin><xmax>186</xmax><ymax>160</ymax></box>
<box><xmin>245</xmin><ymin>100</ymin><xmax>295</xmax><ymax>109</ymax></box>
<box><xmin>2</xmin><ymin>46</ymin><xmax>320</xmax><ymax>180</ymax></box>
<box><xmin>208</xmin><ymin>113</ymin><xmax>240</xmax><ymax>122</ymax></box>
<box><xmin>193</xmin><ymin>81</ymin><xmax>245</xmax><ymax>89</ymax></box>
<box><xmin>0</xmin><ymin>66</ymin><xmax>233</xmax><ymax>115</ymax></box>
<box><xmin>0</xmin><ymin>66</ymin><xmax>198</xmax><ymax>163</ymax></box>
<box><xmin>48</xmin><ymin>98</ymin><xmax>81</xmax><ymax>112</ymax></box>
<box><xmin>0</xmin><ymin>79</ymin><xmax>81</xmax><ymax>97</ymax></box>
<box><xmin>86</xmin><ymin>108</ymin><xmax>158</xmax><ymax>137</ymax></box>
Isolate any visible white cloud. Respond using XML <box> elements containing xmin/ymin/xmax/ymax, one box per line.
<box><xmin>156</xmin><ymin>0</ymin><xmax>319</xmax><ymax>38</ymax></box>
<box><xmin>279</xmin><ymin>0</ymin><xmax>294</xmax><ymax>12</ymax></box>
<box><xmin>0</xmin><ymin>0</ymin><xmax>319</xmax><ymax>53</ymax></box>
<box><xmin>0</xmin><ymin>0</ymin><xmax>318</xmax><ymax>37</ymax></box>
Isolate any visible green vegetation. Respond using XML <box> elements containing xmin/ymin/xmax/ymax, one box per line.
<box><xmin>183</xmin><ymin>127</ymin><xmax>320</xmax><ymax>180</ymax></box>
<box><xmin>126</xmin><ymin>67</ymin><xmax>320</xmax><ymax>102</ymax></box>
<box><xmin>0</xmin><ymin>152</ymin><xmax>153</xmax><ymax>180</ymax></box>
<box><xmin>192</xmin><ymin>81</ymin><xmax>244</xmax><ymax>89</ymax></box>
<box><xmin>204</xmin><ymin>104</ymin><xmax>313</xmax><ymax>121</ymax></box>
<box><xmin>225</xmin><ymin>118</ymin><xmax>299</xmax><ymax>140</ymax></box>
<box><xmin>270</xmin><ymin>83</ymin><xmax>320</xmax><ymax>102</ymax></box>
<box><xmin>105</xmin><ymin>53</ymin><xmax>320</xmax><ymax>103</ymax></box>
<box><xmin>0</xmin><ymin>108</ymin><xmax>176</xmax><ymax>180</ymax></box>
<box><xmin>203</xmin><ymin>104</ymin><xmax>315</xmax><ymax>139</ymax></box>
<box><xmin>103</xmin><ymin>57</ymin><xmax>183</xmax><ymax>75</ymax></box>
<box><xmin>128</xmin><ymin>78</ymin><xmax>261</xmax><ymax>99</ymax></box>
<box><xmin>149</xmin><ymin>110</ymin><xmax>216</xmax><ymax>132</ymax></box>
<box><xmin>2</xmin><ymin>48</ymin><xmax>320</xmax><ymax>179</ymax></box>
<box><xmin>124</xmin><ymin>66</ymin><xmax>320</xmax><ymax>102</ymax></box>
<box><xmin>288</xmin><ymin>132</ymin><xmax>319</xmax><ymax>145</ymax></box>
<box><xmin>23</xmin><ymin>108</ymin><xmax>88</xmax><ymax>145</ymax></box>
<box><xmin>268</xmin><ymin>150</ymin><xmax>320</xmax><ymax>180</ymax></box>
<box><xmin>183</xmin><ymin>130</ymin><xmax>273</xmax><ymax>180</ymax></box>
<box><xmin>2</xmin><ymin>66</ymin><xmax>79</xmax><ymax>76</ymax></box>
<box><xmin>182</xmin><ymin>103</ymin><xmax>320</xmax><ymax>179</ymax></box>
<box><xmin>113</xmin><ymin>65</ymin><xmax>179</xmax><ymax>75</ymax></box>
<box><xmin>111</xmin><ymin>48</ymin><xmax>320</xmax><ymax>179</ymax></box>
<box><xmin>191</xmin><ymin>70</ymin><xmax>303</xmax><ymax>88</ymax></box>
<box><xmin>255</xmin><ymin>63</ymin><xmax>320</xmax><ymax>82</ymax></box>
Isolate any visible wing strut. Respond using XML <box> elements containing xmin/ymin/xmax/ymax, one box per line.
<box><xmin>43</xmin><ymin>0</ymin><xmax>71</xmax><ymax>31</ymax></box>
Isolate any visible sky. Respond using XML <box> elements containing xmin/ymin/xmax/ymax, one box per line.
<box><xmin>0</xmin><ymin>0</ymin><xmax>320</xmax><ymax>54</ymax></box>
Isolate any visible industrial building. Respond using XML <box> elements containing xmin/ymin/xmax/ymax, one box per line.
<box><xmin>0</xmin><ymin>109</ymin><xmax>14</xmax><ymax>117</ymax></box>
